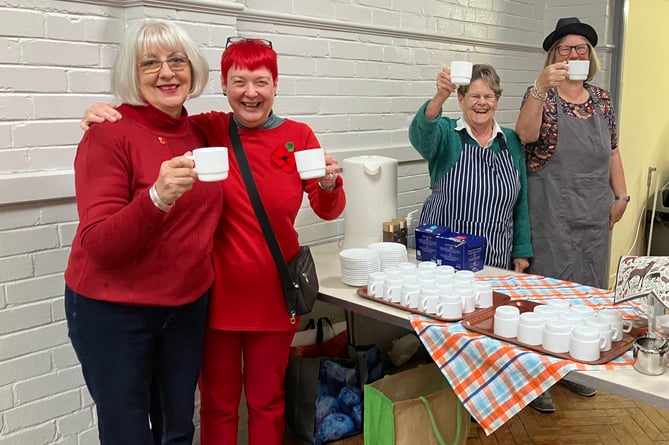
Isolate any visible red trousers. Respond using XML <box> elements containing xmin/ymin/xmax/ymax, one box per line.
<box><xmin>199</xmin><ymin>328</ymin><xmax>295</xmax><ymax>445</ymax></box>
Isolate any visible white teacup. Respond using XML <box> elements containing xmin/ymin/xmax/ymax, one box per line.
<box><xmin>294</xmin><ymin>148</ymin><xmax>326</xmax><ymax>179</ymax></box>
<box><xmin>542</xmin><ymin>319</ymin><xmax>572</xmax><ymax>353</ymax></box>
<box><xmin>401</xmin><ymin>286</ymin><xmax>421</xmax><ymax>309</ymax></box>
<box><xmin>188</xmin><ymin>147</ymin><xmax>229</xmax><ymax>181</ymax></box>
<box><xmin>533</xmin><ymin>304</ymin><xmax>559</xmax><ymax>321</ymax></box>
<box><xmin>517</xmin><ymin>312</ymin><xmax>545</xmax><ymax>346</ymax></box>
<box><xmin>366</xmin><ymin>271</ymin><xmax>386</xmax><ymax>298</ymax></box>
<box><xmin>420</xmin><ymin>296</ymin><xmax>440</xmax><ymax>314</ymax></box>
<box><xmin>473</xmin><ymin>281</ymin><xmax>493</xmax><ymax>309</ymax></box>
<box><xmin>558</xmin><ymin>311</ymin><xmax>583</xmax><ymax>329</ymax></box>
<box><xmin>569</xmin><ymin>326</ymin><xmax>603</xmax><ymax>362</ymax></box>
<box><xmin>493</xmin><ymin>305</ymin><xmax>520</xmax><ymax>338</ymax></box>
<box><xmin>571</xmin><ymin>305</ymin><xmax>596</xmax><ymax>322</ymax></box>
<box><xmin>546</xmin><ymin>299</ymin><xmax>571</xmax><ymax>312</ymax></box>
<box><xmin>567</xmin><ymin>60</ymin><xmax>590</xmax><ymax>81</ymax></box>
<box><xmin>435</xmin><ymin>265</ymin><xmax>455</xmax><ymax>281</ymax></box>
<box><xmin>437</xmin><ymin>295</ymin><xmax>464</xmax><ymax>319</ymax></box>
<box><xmin>598</xmin><ymin>309</ymin><xmax>633</xmax><ymax>342</ymax></box>
<box><xmin>584</xmin><ymin>318</ymin><xmax>614</xmax><ymax>352</ymax></box>
<box><xmin>384</xmin><ymin>276</ymin><xmax>403</xmax><ymax>303</ymax></box>
<box><xmin>450</xmin><ymin>60</ymin><xmax>473</xmax><ymax>85</ymax></box>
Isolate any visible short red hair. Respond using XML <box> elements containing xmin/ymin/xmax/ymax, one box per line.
<box><xmin>220</xmin><ymin>40</ymin><xmax>278</xmax><ymax>86</ymax></box>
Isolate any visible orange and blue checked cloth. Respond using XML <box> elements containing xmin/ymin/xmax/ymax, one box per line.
<box><xmin>409</xmin><ymin>274</ymin><xmax>642</xmax><ymax>436</ymax></box>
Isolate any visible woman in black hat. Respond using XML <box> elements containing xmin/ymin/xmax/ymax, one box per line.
<box><xmin>515</xmin><ymin>17</ymin><xmax>628</xmax><ymax>413</ymax></box>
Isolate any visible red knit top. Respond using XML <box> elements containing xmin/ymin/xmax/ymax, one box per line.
<box><xmin>191</xmin><ymin>112</ymin><xmax>346</xmax><ymax>331</ymax></box>
<box><xmin>65</xmin><ymin>104</ymin><xmax>224</xmax><ymax>306</ymax></box>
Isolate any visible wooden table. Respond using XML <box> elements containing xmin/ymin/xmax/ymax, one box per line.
<box><xmin>311</xmin><ymin>242</ymin><xmax>669</xmax><ymax>411</ymax></box>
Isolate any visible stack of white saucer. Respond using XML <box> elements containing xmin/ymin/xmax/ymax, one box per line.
<box><xmin>367</xmin><ymin>242</ymin><xmax>408</xmax><ymax>271</ymax></box>
<box><xmin>339</xmin><ymin>248</ymin><xmax>382</xmax><ymax>286</ymax></box>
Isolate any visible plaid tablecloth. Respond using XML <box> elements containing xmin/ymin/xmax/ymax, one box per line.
<box><xmin>409</xmin><ymin>274</ymin><xmax>643</xmax><ymax>435</ymax></box>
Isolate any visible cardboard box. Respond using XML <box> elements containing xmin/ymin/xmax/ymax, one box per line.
<box><xmin>414</xmin><ymin>224</ymin><xmax>450</xmax><ymax>262</ymax></box>
<box><xmin>436</xmin><ymin>232</ymin><xmax>486</xmax><ymax>271</ymax></box>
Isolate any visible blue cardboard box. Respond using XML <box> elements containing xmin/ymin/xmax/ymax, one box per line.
<box><xmin>435</xmin><ymin>232</ymin><xmax>486</xmax><ymax>271</ymax></box>
<box><xmin>415</xmin><ymin>224</ymin><xmax>450</xmax><ymax>262</ymax></box>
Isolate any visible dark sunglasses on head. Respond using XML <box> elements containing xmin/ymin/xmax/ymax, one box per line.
<box><xmin>225</xmin><ymin>37</ymin><xmax>273</xmax><ymax>49</ymax></box>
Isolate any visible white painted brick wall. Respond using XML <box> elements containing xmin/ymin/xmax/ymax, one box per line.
<box><xmin>0</xmin><ymin>1</ymin><xmax>615</xmax><ymax>443</ymax></box>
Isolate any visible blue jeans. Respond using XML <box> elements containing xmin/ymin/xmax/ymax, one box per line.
<box><xmin>64</xmin><ymin>286</ymin><xmax>208</xmax><ymax>445</ymax></box>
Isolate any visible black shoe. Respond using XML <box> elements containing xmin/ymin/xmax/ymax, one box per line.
<box><xmin>529</xmin><ymin>391</ymin><xmax>555</xmax><ymax>413</ymax></box>
<box><xmin>559</xmin><ymin>379</ymin><xmax>597</xmax><ymax>397</ymax></box>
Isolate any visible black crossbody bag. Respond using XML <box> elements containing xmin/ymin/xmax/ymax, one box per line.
<box><xmin>228</xmin><ymin>119</ymin><xmax>319</xmax><ymax>323</ymax></box>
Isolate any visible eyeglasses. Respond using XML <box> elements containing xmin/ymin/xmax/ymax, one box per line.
<box><xmin>466</xmin><ymin>93</ymin><xmax>498</xmax><ymax>103</ymax></box>
<box><xmin>225</xmin><ymin>37</ymin><xmax>273</xmax><ymax>49</ymax></box>
<box><xmin>556</xmin><ymin>44</ymin><xmax>590</xmax><ymax>56</ymax></box>
<box><xmin>138</xmin><ymin>55</ymin><xmax>190</xmax><ymax>74</ymax></box>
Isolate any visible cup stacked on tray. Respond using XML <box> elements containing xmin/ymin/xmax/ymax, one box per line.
<box><xmin>492</xmin><ymin>301</ymin><xmax>633</xmax><ymax>362</ymax></box>
<box><xmin>364</xmin><ymin>259</ymin><xmax>494</xmax><ymax>319</ymax></box>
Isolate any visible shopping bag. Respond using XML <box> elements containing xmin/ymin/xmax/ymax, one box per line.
<box><xmin>290</xmin><ymin>317</ymin><xmax>349</xmax><ymax>358</ymax></box>
<box><xmin>285</xmin><ymin>343</ymin><xmax>383</xmax><ymax>445</ymax></box>
<box><xmin>364</xmin><ymin>363</ymin><xmax>470</xmax><ymax>445</ymax></box>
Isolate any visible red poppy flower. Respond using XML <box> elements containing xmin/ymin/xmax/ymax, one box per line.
<box><xmin>271</xmin><ymin>142</ymin><xmax>296</xmax><ymax>173</ymax></box>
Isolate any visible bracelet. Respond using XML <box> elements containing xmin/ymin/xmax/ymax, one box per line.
<box><xmin>614</xmin><ymin>194</ymin><xmax>630</xmax><ymax>202</ymax></box>
<box><xmin>318</xmin><ymin>181</ymin><xmax>336</xmax><ymax>192</ymax></box>
<box><xmin>530</xmin><ymin>80</ymin><xmax>547</xmax><ymax>102</ymax></box>
<box><xmin>149</xmin><ymin>184</ymin><xmax>174</xmax><ymax>212</ymax></box>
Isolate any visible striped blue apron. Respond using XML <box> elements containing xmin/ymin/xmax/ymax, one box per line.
<box><xmin>419</xmin><ymin>131</ymin><xmax>520</xmax><ymax>269</ymax></box>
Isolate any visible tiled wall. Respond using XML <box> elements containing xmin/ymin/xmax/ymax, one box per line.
<box><xmin>0</xmin><ymin>1</ymin><xmax>613</xmax><ymax>443</ymax></box>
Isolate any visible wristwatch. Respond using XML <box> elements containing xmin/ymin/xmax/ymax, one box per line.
<box><xmin>614</xmin><ymin>195</ymin><xmax>631</xmax><ymax>202</ymax></box>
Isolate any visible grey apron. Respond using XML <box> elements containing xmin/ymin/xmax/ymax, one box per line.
<box><xmin>527</xmin><ymin>86</ymin><xmax>611</xmax><ymax>288</ymax></box>
<box><xmin>419</xmin><ymin>131</ymin><xmax>520</xmax><ymax>269</ymax></box>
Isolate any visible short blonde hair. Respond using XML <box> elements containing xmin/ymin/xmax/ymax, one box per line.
<box><xmin>544</xmin><ymin>39</ymin><xmax>601</xmax><ymax>82</ymax></box>
<box><xmin>111</xmin><ymin>20</ymin><xmax>209</xmax><ymax>105</ymax></box>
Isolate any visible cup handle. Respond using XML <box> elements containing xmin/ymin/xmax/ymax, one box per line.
<box><xmin>436</xmin><ymin>303</ymin><xmax>444</xmax><ymax>316</ymax></box>
<box><xmin>368</xmin><ymin>282</ymin><xmax>377</xmax><ymax>297</ymax></box>
<box><xmin>599</xmin><ymin>336</ymin><xmax>607</xmax><ymax>350</ymax></box>
<box><xmin>611</xmin><ymin>326</ymin><xmax>621</xmax><ymax>340</ymax></box>
<box><xmin>622</xmin><ymin>320</ymin><xmax>633</xmax><ymax>333</ymax></box>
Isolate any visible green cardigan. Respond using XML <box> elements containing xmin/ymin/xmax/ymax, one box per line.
<box><xmin>408</xmin><ymin>101</ymin><xmax>533</xmax><ymax>260</ymax></box>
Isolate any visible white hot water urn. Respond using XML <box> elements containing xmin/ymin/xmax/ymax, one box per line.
<box><xmin>341</xmin><ymin>156</ymin><xmax>398</xmax><ymax>249</ymax></box>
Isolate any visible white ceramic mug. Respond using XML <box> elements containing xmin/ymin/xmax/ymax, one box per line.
<box><xmin>400</xmin><ymin>282</ymin><xmax>421</xmax><ymax>308</ymax></box>
<box><xmin>437</xmin><ymin>294</ymin><xmax>464</xmax><ymax>319</ymax></box>
<box><xmin>546</xmin><ymin>299</ymin><xmax>571</xmax><ymax>313</ymax></box>
<box><xmin>384</xmin><ymin>276</ymin><xmax>403</xmax><ymax>303</ymax></box>
<box><xmin>567</xmin><ymin>60</ymin><xmax>590</xmax><ymax>81</ymax></box>
<box><xmin>571</xmin><ymin>305</ymin><xmax>596</xmax><ymax>322</ymax></box>
<box><xmin>473</xmin><ymin>281</ymin><xmax>493</xmax><ymax>308</ymax></box>
<box><xmin>493</xmin><ymin>305</ymin><xmax>520</xmax><ymax>338</ymax></box>
<box><xmin>569</xmin><ymin>325</ymin><xmax>603</xmax><ymax>362</ymax></box>
<box><xmin>542</xmin><ymin>319</ymin><xmax>572</xmax><ymax>353</ymax></box>
<box><xmin>450</xmin><ymin>60</ymin><xmax>473</xmax><ymax>85</ymax></box>
<box><xmin>533</xmin><ymin>304</ymin><xmax>559</xmax><ymax>321</ymax></box>
<box><xmin>366</xmin><ymin>271</ymin><xmax>386</xmax><ymax>298</ymax></box>
<box><xmin>517</xmin><ymin>312</ymin><xmax>545</xmax><ymax>346</ymax></box>
<box><xmin>294</xmin><ymin>148</ymin><xmax>326</xmax><ymax>179</ymax></box>
<box><xmin>188</xmin><ymin>147</ymin><xmax>229</xmax><ymax>181</ymax></box>
<box><xmin>598</xmin><ymin>309</ymin><xmax>633</xmax><ymax>342</ymax></box>
<box><xmin>420</xmin><ymin>296</ymin><xmax>440</xmax><ymax>314</ymax></box>
<box><xmin>584</xmin><ymin>318</ymin><xmax>614</xmax><ymax>352</ymax></box>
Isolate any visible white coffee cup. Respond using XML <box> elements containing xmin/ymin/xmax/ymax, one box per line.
<box><xmin>450</xmin><ymin>61</ymin><xmax>473</xmax><ymax>85</ymax></box>
<box><xmin>435</xmin><ymin>265</ymin><xmax>455</xmax><ymax>281</ymax></box>
<box><xmin>188</xmin><ymin>147</ymin><xmax>229</xmax><ymax>181</ymax></box>
<box><xmin>567</xmin><ymin>60</ymin><xmax>590</xmax><ymax>81</ymax></box>
<box><xmin>493</xmin><ymin>305</ymin><xmax>520</xmax><ymax>338</ymax></box>
<box><xmin>569</xmin><ymin>325</ymin><xmax>603</xmax><ymax>362</ymax></box>
<box><xmin>473</xmin><ymin>281</ymin><xmax>493</xmax><ymax>309</ymax></box>
<box><xmin>517</xmin><ymin>312</ymin><xmax>545</xmax><ymax>346</ymax></box>
<box><xmin>420</xmin><ymin>296</ymin><xmax>440</xmax><ymax>315</ymax></box>
<box><xmin>367</xmin><ymin>271</ymin><xmax>386</xmax><ymax>298</ymax></box>
<box><xmin>543</xmin><ymin>319</ymin><xmax>572</xmax><ymax>353</ymax></box>
<box><xmin>571</xmin><ymin>305</ymin><xmax>596</xmax><ymax>322</ymax></box>
<box><xmin>598</xmin><ymin>309</ymin><xmax>633</xmax><ymax>342</ymax></box>
<box><xmin>558</xmin><ymin>311</ymin><xmax>583</xmax><ymax>329</ymax></box>
<box><xmin>546</xmin><ymin>299</ymin><xmax>570</xmax><ymax>312</ymax></box>
<box><xmin>437</xmin><ymin>295</ymin><xmax>464</xmax><ymax>319</ymax></box>
<box><xmin>400</xmin><ymin>282</ymin><xmax>421</xmax><ymax>308</ymax></box>
<box><xmin>294</xmin><ymin>148</ymin><xmax>326</xmax><ymax>179</ymax></box>
<box><xmin>533</xmin><ymin>304</ymin><xmax>559</xmax><ymax>321</ymax></box>
<box><xmin>384</xmin><ymin>276</ymin><xmax>403</xmax><ymax>303</ymax></box>
<box><xmin>584</xmin><ymin>318</ymin><xmax>614</xmax><ymax>352</ymax></box>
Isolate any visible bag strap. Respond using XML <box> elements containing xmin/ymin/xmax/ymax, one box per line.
<box><xmin>228</xmin><ymin>119</ymin><xmax>298</xmax><ymax>321</ymax></box>
<box><xmin>316</xmin><ymin>317</ymin><xmax>336</xmax><ymax>344</ymax></box>
<box><xmin>418</xmin><ymin>395</ymin><xmax>464</xmax><ymax>445</ymax></box>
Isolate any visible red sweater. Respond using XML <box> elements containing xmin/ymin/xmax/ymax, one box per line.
<box><xmin>191</xmin><ymin>112</ymin><xmax>346</xmax><ymax>331</ymax></box>
<box><xmin>65</xmin><ymin>104</ymin><xmax>224</xmax><ymax>306</ymax></box>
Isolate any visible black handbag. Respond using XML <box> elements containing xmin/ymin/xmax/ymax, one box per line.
<box><xmin>228</xmin><ymin>119</ymin><xmax>319</xmax><ymax>323</ymax></box>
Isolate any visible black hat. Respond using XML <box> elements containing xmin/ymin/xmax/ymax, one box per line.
<box><xmin>542</xmin><ymin>17</ymin><xmax>598</xmax><ymax>51</ymax></box>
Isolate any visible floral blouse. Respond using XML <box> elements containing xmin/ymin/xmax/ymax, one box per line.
<box><xmin>522</xmin><ymin>83</ymin><xmax>618</xmax><ymax>172</ymax></box>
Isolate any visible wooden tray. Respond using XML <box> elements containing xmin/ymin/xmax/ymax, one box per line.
<box><xmin>461</xmin><ymin>299</ymin><xmax>646</xmax><ymax>365</ymax></box>
<box><xmin>356</xmin><ymin>287</ymin><xmax>511</xmax><ymax>323</ymax></box>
